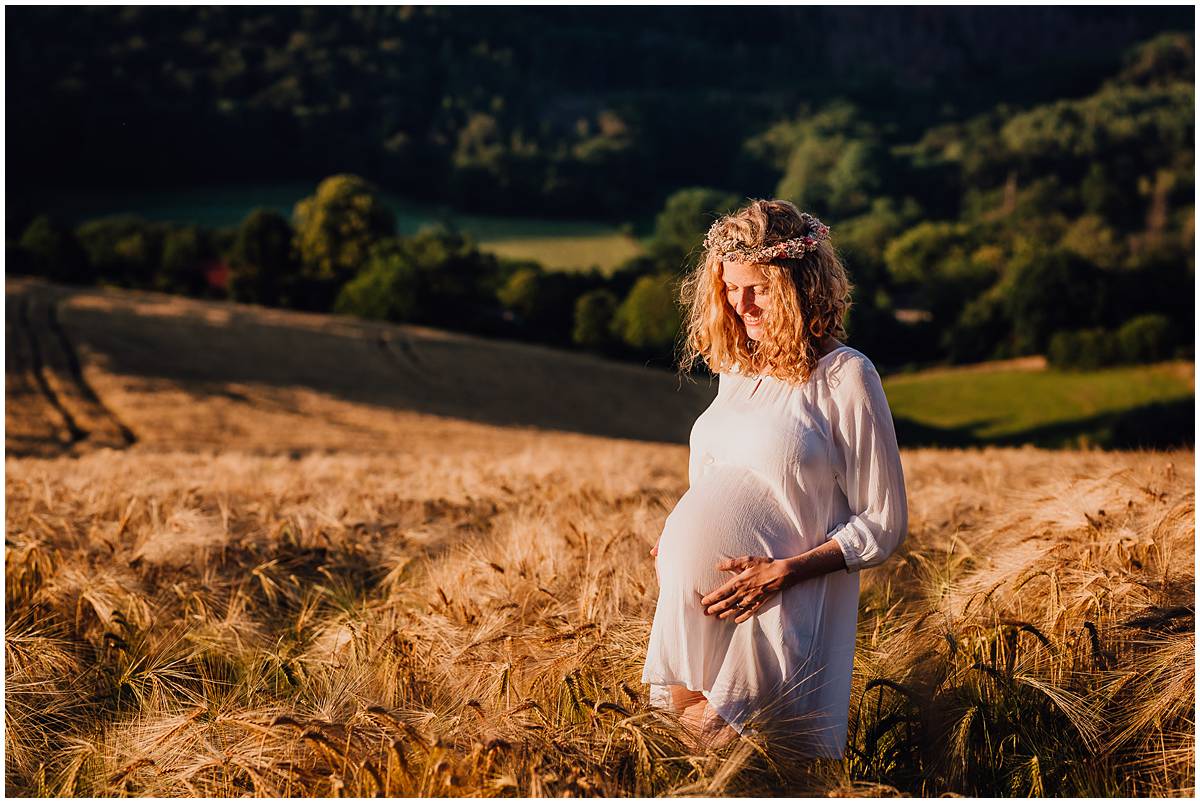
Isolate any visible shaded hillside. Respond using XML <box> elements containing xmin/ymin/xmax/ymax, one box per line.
<box><xmin>5</xmin><ymin>278</ymin><xmax>716</xmax><ymax>457</ymax></box>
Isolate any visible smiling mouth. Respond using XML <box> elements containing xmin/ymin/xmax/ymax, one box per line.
<box><xmin>743</xmin><ymin>316</ymin><xmax>763</xmax><ymax>325</ymax></box>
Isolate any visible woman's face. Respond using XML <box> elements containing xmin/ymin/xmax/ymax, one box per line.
<box><xmin>721</xmin><ymin>261</ymin><xmax>772</xmax><ymax>341</ymax></box>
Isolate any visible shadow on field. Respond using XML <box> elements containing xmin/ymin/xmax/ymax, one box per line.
<box><xmin>8</xmin><ymin>279</ymin><xmax>716</xmax><ymax>448</ymax></box>
<box><xmin>988</xmin><ymin>398</ymin><xmax>1195</xmax><ymax>450</ymax></box>
<box><xmin>892</xmin><ymin>398</ymin><xmax>1195</xmax><ymax>450</ymax></box>
<box><xmin>891</xmin><ymin>416</ymin><xmax>997</xmax><ymax>448</ymax></box>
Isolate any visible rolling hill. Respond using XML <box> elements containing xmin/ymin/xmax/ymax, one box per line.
<box><xmin>6</xmin><ymin>278</ymin><xmax>716</xmax><ymax>459</ymax></box>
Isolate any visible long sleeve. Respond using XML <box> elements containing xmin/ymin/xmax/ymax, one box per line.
<box><xmin>825</xmin><ymin>354</ymin><xmax>908</xmax><ymax>573</ymax></box>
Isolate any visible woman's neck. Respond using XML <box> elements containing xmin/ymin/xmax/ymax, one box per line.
<box><xmin>817</xmin><ymin>337</ymin><xmax>843</xmax><ymax>358</ymax></box>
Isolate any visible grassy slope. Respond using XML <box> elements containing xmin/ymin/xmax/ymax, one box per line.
<box><xmin>5</xmin><ymin>278</ymin><xmax>1194</xmax><ymax>796</ymax></box>
<box><xmin>883</xmin><ymin>357</ymin><xmax>1193</xmax><ymax>448</ymax></box>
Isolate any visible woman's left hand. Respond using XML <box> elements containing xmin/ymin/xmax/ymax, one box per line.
<box><xmin>701</xmin><ymin>556</ymin><xmax>796</xmax><ymax>624</ymax></box>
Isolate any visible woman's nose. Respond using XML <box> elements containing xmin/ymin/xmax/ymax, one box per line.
<box><xmin>736</xmin><ymin>291</ymin><xmax>756</xmax><ymax>314</ymax></box>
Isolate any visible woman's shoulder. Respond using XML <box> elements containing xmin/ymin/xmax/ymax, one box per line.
<box><xmin>826</xmin><ymin>344</ymin><xmax>870</xmax><ymax>366</ymax></box>
<box><xmin>823</xmin><ymin>346</ymin><xmax>881</xmax><ymax>395</ymax></box>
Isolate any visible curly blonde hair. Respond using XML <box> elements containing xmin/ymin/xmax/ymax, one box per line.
<box><xmin>677</xmin><ymin>199</ymin><xmax>854</xmax><ymax>385</ymax></box>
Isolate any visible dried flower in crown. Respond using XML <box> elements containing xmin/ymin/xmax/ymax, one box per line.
<box><xmin>703</xmin><ymin>212</ymin><xmax>832</xmax><ymax>264</ymax></box>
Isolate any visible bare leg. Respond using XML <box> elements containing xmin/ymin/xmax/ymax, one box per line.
<box><xmin>669</xmin><ymin>685</ymin><xmax>705</xmax><ymax>711</ymax></box>
<box><xmin>667</xmin><ymin>685</ymin><xmax>739</xmax><ymax>749</ymax></box>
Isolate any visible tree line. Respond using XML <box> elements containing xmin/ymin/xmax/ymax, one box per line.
<box><xmin>8</xmin><ymin>175</ymin><xmax>719</xmax><ymax>369</ymax></box>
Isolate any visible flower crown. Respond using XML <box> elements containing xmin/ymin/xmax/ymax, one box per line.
<box><xmin>702</xmin><ymin>212</ymin><xmax>831</xmax><ymax>264</ymax></box>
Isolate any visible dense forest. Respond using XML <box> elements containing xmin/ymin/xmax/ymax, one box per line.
<box><xmin>7</xmin><ymin>6</ymin><xmax>1191</xmax><ymax>218</ymax></box>
<box><xmin>6</xmin><ymin>7</ymin><xmax>1194</xmax><ymax>373</ymax></box>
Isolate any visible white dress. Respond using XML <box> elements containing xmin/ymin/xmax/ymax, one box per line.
<box><xmin>641</xmin><ymin>345</ymin><xmax>908</xmax><ymax>758</ymax></box>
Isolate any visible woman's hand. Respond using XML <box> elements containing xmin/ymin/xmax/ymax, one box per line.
<box><xmin>700</xmin><ymin>555</ymin><xmax>798</xmax><ymax>624</ymax></box>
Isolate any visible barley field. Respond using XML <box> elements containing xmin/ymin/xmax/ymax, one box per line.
<box><xmin>5</xmin><ymin>278</ymin><xmax>1195</xmax><ymax>796</ymax></box>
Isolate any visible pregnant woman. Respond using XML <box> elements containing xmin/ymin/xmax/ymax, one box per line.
<box><xmin>641</xmin><ymin>199</ymin><xmax>909</xmax><ymax>758</ymax></box>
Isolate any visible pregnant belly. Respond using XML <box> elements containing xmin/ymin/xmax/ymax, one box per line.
<box><xmin>657</xmin><ymin>466</ymin><xmax>799</xmax><ymax>597</ymax></box>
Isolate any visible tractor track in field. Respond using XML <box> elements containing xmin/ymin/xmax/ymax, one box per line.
<box><xmin>9</xmin><ymin>291</ymin><xmax>87</xmax><ymax>449</ymax></box>
<box><xmin>6</xmin><ymin>285</ymin><xmax>137</xmax><ymax>456</ymax></box>
<box><xmin>43</xmin><ymin>298</ymin><xmax>138</xmax><ymax>446</ymax></box>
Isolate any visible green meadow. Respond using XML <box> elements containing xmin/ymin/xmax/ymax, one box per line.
<box><xmin>473</xmin><ymin>231</ymin><xmax>643</xmax><ymax>273</ymax></box>
<box><xmin>883</xmin><ymin>360</ymin><xmax>1194</xmax><ymax>449</ymax></box>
